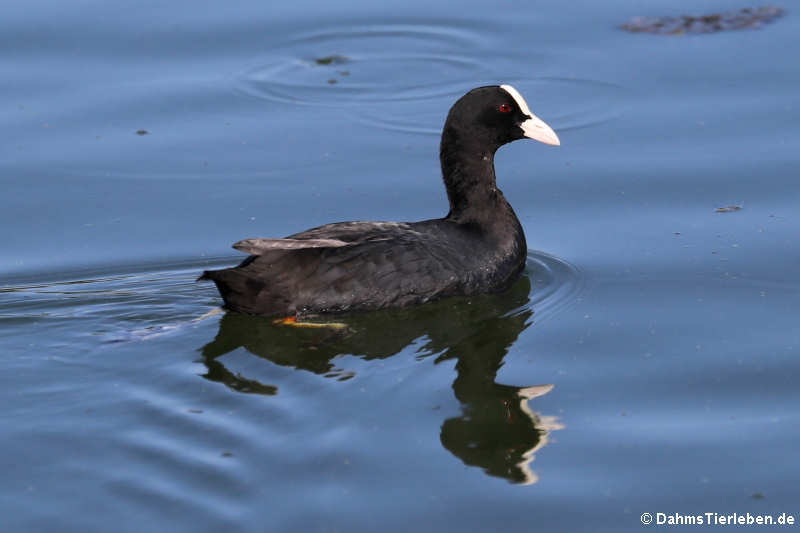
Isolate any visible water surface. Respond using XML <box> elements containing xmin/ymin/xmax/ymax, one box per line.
<box><xmin>2</xmin><ymin>0</ymin><xmax>799</xmax><ymax>531</ymax></box>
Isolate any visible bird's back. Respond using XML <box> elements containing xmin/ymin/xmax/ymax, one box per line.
<box><xmin>200</xmin><ymin>218</ymin><xmax>525</xmax><ymax>316</ymax></box>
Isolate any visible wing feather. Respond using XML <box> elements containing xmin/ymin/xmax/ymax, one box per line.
<box><xmin>233</xmin><ymin>238</ymin><xmax>350</xmax><ymax>255</ymax></box>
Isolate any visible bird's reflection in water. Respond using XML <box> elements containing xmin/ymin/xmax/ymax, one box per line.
<box><xmin>201</xmin><ymin>275</ymin><xmax>563</xmax><ymax>484</ymax></box>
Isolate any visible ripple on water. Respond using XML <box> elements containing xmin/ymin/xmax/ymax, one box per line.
<box><xmin>1</xmin><ymin>251</ymin><xmax>581</xmax><ymax>347</ymax></box>
<box><xmin>234</xmin><ymin>22</ymin><xmax>492</xmax><ymax>107</ymax></box>
<box><xmin>525</xmin><ymin>250</ymin><xmax>584</xmax><ymax>325</ymax></box>
<box><xmin>356</xmin><ymin>76</ymin><xmax>628</xmax><ymax>136</ymax></box>
<box><xmin>233</xmin><ymin>21</ymin><xmax>626</xmax><ymax>136</ymax></box>
<box><xmin>3</xmin><ymin>253</ymin><xmax>581</xmax><ymax>495</ymax></box>
<box><xmin>0</xmin><ymin>260</ymin><xmax>233</xmax><ymax>346</ymax></box>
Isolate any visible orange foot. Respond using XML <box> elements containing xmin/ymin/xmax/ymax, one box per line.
<box><xmin>272</xmin><ymin>316</ymin><xmax>348</xmax><ymax>329</ymax></box>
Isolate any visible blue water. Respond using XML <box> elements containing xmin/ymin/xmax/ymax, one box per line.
<box><xmin>2</xmin><ymin>0</ymin><xmax>799</xmax><ymax>531</ymax></box>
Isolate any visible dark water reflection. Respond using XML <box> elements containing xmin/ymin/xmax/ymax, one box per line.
<box><xmin>202</xmin><ymin>274</ymin><xmax>561</xmax><ymax>484</ymax></box>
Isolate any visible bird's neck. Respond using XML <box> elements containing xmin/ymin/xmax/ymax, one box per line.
<box><xmin>439</xmin><ymin>124</ymin><xmax>528</xmax><ymax>279</ymax></box>
<box><xmin>440</xmin><ymin>125</ymin><xmax>506</xmax><ymax>223</ymax></box>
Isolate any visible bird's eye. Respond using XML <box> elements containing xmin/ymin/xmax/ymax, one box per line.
<box><xmin>498</xmin><ymin>103</ymin><xmax>512</xmax><ymax>113</ymax></box>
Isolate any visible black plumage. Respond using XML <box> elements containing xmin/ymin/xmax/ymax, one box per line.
<box><xmin>199</xmin><ymin>85</ymin><xmax>560</xmax><ymax>316</ymax></box>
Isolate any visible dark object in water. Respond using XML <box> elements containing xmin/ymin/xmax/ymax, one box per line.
<box><xmin>314</xmin><ymin>55</ymin><xmax>349</xmax><ymax>65</ymax></box>
<box><xmin>621</xmin><ymin>6</ymin><xmax>785</xmax><ymax>35</ymax></box>
<box><xmin>200</xmin><ymin>85</ymin><xmax>560</xmax><ymax>317</ymax></box>
<box><xmin>715</xmin><ymin>205</ymin><xmax>743</xmax><ymax>213</ymax></box>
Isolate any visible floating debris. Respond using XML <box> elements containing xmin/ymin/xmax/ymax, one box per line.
<box><xmin>136</xmin><ymin>129</ymin><xmax>149</xmax><ymax>135</ymax></box>
<box><xmin>327</xmin><ymin>78</ymin><xmax>338</xmax><ymax>85</ymax></box>
<box><xmin>715</xmin><ymin>205</ymin><xmax>743</xmax><ymax>213</ymax></box>
<box><xmin>314</xmin><ymin>55</ymin><xmax>349</xmax><ymax>66</ymax></box>
<box><xmin>621</xmin><ymin>6</ymin><xmax>785</xmax><ymax>34</ymax></box>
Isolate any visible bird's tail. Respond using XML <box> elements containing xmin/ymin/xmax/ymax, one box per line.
<box><xmin>197</xmin><ymin>266</ymin><xmax>267</xmax><ymax>314</ymax></box>
<box><xmin>197</xmin><ymin>270</ymin><xmax>215</xmax><ymax>281</ymax></box>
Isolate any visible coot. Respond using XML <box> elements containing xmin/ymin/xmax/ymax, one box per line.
<box><xmin>200</xmin><ymin>85</ymin><xmax>560</xmax><ymax>316</ymax></box>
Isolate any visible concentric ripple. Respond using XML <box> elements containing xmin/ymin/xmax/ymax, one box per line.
<box><xmin>525</xmin><ymin>250</ymin><xmax>584</xmax><ymax>324</ymax></box>
<box><xmin>233</xmin><ymin>21</ymin><xmax>626</xmax><ymax>136</ymax></box>
<box><xmin>356</xmin><ymin>76</ymin><xmax>628</xmax><ymax>136</ymax></box>
<box><xmin>238</xmin><ymin>54</ymin><xmax>482</xmax><ymax>106</ymax></box>
<box><xmin>235</xmin><ymin>22</ymin><xmax>491</xmax><ymax>107</ymax></box>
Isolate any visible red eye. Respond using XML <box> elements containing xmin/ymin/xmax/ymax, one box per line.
<box><xmin>498</xmin><ymin>103</ymin><xmax>512</xmax><ymax>113</ymax></box>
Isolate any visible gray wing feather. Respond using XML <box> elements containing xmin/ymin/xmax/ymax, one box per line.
<box><xmin>233</xmin><ymin>238</ymin><xmax>350</xmax><ymax>255</ymax></box>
